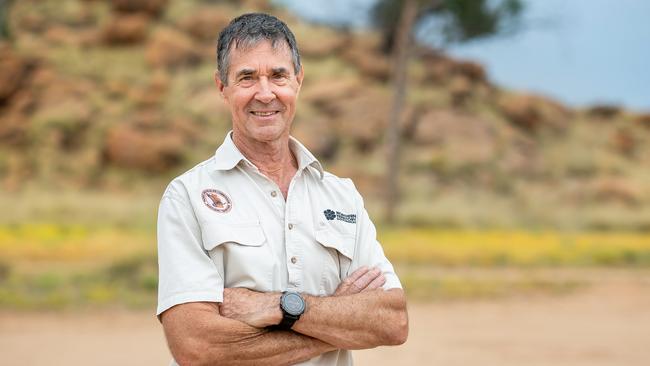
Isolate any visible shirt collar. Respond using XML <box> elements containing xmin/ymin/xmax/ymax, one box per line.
<box><xmin>289</xmin><ymin>135</ymin><xmax>325</xmax><ymax>180</ymax></box>
<box><xmin>213</xmin><ymin>131</ymin><xmax>324</xmax><ymax>180</ymax></box>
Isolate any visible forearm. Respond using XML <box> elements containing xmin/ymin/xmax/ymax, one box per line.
<box><xmin>162</xmin><ymin>302</ymin><xmax>335</xmax><ymax>366</ymax></box>
<box><xmin>292</xmin><ymin>288</ymin><xmax>408</xmax><ymax>349</ymax></box>
<box><xmin>215</xmin><ymin>328</ymin><xmax>335</xmax><ymax>366</ymax></box>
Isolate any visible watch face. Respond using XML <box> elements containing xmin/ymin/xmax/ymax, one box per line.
<box><xmin>282</xmin><ymin>292</ymin><xmax>305</xmax><ymax>316</ymax></box>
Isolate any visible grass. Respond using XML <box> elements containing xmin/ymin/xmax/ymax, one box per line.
<box><xmin>1</xmin><ymin>222</ymin><xmax>649</xmax><ymax>268</ymax></box>
<box><xmin>380</xmin><ymin>228</ymin><xmax>650</xmax><ymax>267</ymax></box>
<box><xmin>0</xmin><ymin>220</ymin><xmax>648</xmax><ymax>309</ymax></box>
<box><xmin>0</xmin><ymin>189</ymin><xmax>648</xmax><ymax>310</ymax></box>
<box><xmin>0</xmin><ymin>223</ymin><xmax>152</xmax><ymax>263</ymax></box>
<box><xmin>0</xmin><ymin>255</ymin><xmax>157</xmax><ymax>310</ymax></box>
<box><xmin>399</xmin><ymin>271</ymin><xmax>584</xmax><ymax>301</ymax></box>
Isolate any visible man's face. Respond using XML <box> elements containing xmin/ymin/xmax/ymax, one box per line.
<box><xmin>217</xmin><ymin>40</ymin><xmax>303</xmax><ymax>144</ymax></box>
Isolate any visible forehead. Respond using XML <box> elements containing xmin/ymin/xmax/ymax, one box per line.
<box><xmin>228</xmin><ymin>40</ymin><xmax>293</xmax><ymax>73</ymax></box>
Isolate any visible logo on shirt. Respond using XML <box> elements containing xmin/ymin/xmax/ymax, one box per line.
<box><xmin>323</xmin><ymin>209</ymin><xmax>356</xmax><ymax>224</ymax></box>
<box><xmin>202</xmin><ymin>189</ymin><xmax>232</xmax><ymax>213</ymax></box>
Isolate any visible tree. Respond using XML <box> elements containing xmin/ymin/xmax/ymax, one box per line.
<box><xmin>0</xmin><ymin>0</ymin><xmax>14</xmax><ymax>40</ymax></box>
<box><xmin>373</xmin><ymin>0</ymin><xmax>524</xmax><ymax>53</ymax></box>
<box><xmin>384</xmin><ymin>0</ymin><xmax>417</xmax><ymax>225</ymax></box>
<box><xmin>377</xmin><ymin>0</ymin><xmax>524</xmax><ymax>223</ymax></box>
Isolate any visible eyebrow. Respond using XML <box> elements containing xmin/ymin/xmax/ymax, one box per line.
<box><xmin>271</xmin><ymin>67</ymin><xmax>290</xmax><ymax>75</ymax></box>
<box><xmin>235</xmin><ymin>68</ymin><xmax>256</xmax><ymax>79</ymax></box>
<box><xmin>234</xmin><ymin>67</ymin><xmax>291</xmax><ymax>80</ymax></box>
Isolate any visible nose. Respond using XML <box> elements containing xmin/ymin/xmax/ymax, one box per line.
<box><xmin>254</xmin><ymin>77</ymin><xmax>276</xmax><ymax>104</ymax></box>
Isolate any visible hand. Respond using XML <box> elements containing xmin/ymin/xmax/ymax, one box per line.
<box><xmin>219</xmin><ymin>288</ymin><xmax>282</xmax><ymax>328</ymax></box>
<box><xmin>334</xmin><ymin>266</ymin><xmax>385</xmax><ymax>296</ymax></box>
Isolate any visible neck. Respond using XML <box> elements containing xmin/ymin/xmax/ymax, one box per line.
<box><xmin>231</xmin><ymin>131</ymin><xmax>298</xmax><ymax>195</ymax></box>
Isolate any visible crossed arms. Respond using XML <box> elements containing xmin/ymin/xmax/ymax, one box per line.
<box><xmin>161</xmin><ymin>266</ymin><xmax>409</xmax><ymax>366</ymax></box>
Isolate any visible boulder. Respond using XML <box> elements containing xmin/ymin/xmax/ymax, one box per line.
<box><xmin>300</xmin><ymin>77</ymin><xmax>363</xmax><ymax>115</ymax></box>
<box><xmin>590</xmin><ymin>177</ymin><xmax>642</xmax><ymax>206</ymax></box>
<box><xmin>185</xmin><ymin>86</ymin><xmax>230</xmax><ymax>120</ymax></box>
<box><xmin>419</xmin><ymin>51</ymin><xmax>487</xmax><ymax>85</ymax></box>
<box><xmin>16</xmin><ymin>12</ymin><xmax>48</xmax><ymax>34</ymax></box>
<box><xmin>43</xmin><ymin>25</ymin><xmax>77</xmax><ymax>45</ymax></box>
<box><xmin>452</xmin><ymin>60</ymin><xmax>487</xmax><ymax>84</ymax></box>
<box><xmin>341</xmin><ymin>35</ymin><xmax>390</xmax><ymax>81</ymax></box>
<box><xmin>102</xmin><ymin>13</ymin><xmax>151</xmax><ymax>45</ymax></box>
<box><xmin>104</xmin><ymin>119</ymin><xmax>185</xmax><ymax>172</ymax></box>
<box><xmin>110</xmin><ymin>0</ymin><xmax>169</xmax><ymax>17</ymax></box>
<box><xmin>129</xmin><ymin>71</ymin><xmax>170</xmax><ymax>108</ymax></box>
<box><xmin>634</xmin><ymin>113</ymin><xmax>650</xmax><ymax>129</ymax></box>
<box><xmin>412</xmin><ymin>109</ymin><xmax>496</xmax><ymax>166</ymax></box>
<box><xmin>292</xmin><ymin>23</ymin><xmax>348</xmax><ymax>59</ymax></box>
<box><xmin>0</xmin><ymin>44</ymin><xmax>30</xmax><ymax>103</ymax></box>
<box><xmin>448</xmin><ymin>75</ymin><xmax>473</xmax><ymax>107</ymax></box>
<box><xmin>30</xmin><ymin>97</ymin><xmax>93</xmax><ymax>151</ymax></box>
<box><xmin>497</xmin><ymin>93</ymin><xmax>570</xmax><ymax>132</ymax></box>
<box><xmin>291</xmin><ymin>116</ymin><xmax>339</xmax><ymax>161</ymax></box>
<box><xmin>342</xmin><ymin>48</ymin><xmax>390</xmax><ymax>81</ymax></box>
<box><xmin>241</xmin><ymin>0</ymin><xmax>274</xmax><ymax>11</ymax></box>
<box><xmin>586</xmin><ymin>104</ymin><xmax>622</xmax><ymax>119</ymax></box>
<box><xmin>611</xmin><ymin>128</ymin><xmax>636</xmax><ymax>156</ymax></box>
<box><xmin>145</xmin><ymin>28</ymin><xmax>202</xmax><ymax>69</ymax></box>
<box><xmin>178</xmin><ymin>7</ymin><xmax>234</xmax><ymax>42</ymax></box>
<box><xmin>334</xmin><ymin>89</ymin><xmax>391</xmax><ymax>151</ymax></box>
<box><xmin>419</xmin><ymin>53</ymin><xmax>454</xmax><ymax>84</ymax></box>
<box><xmin>0</xmin><ymin>105</ymin><xmax>30</xmax><ymax>147</ymax></box>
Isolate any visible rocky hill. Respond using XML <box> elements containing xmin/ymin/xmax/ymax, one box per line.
<box><xmin>1</xmin><ymin>0</ymin><xmax>649</xmax><ymax>229</ymax></box>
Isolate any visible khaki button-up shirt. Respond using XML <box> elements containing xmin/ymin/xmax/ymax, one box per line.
<box><xmin>157</xmin><ymin>132</ymin><xmax>402</xmax><ymax>365</ymax></box>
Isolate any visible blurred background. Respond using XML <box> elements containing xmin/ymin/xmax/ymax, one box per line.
<box><xmin>0</xmin><ymin>0</ymin><xmax>649</xmax><ymax>365</ymax></box>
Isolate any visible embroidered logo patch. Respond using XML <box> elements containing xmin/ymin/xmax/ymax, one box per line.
<box><xmin>323</xmin><ymin>209</ymin><xmax>356</xmax><ymax>224</ymax></box>
<box><xmin>202</xmin><ymin>189</ymin><xmax>232</xmax><ymax>213</ymax></box>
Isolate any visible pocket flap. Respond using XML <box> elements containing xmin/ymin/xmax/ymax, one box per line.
<box><xmin>315</xmin><ymin>228</ymin><xmax>355</xmax><ymax>259</ymax></box>
<box><xmin>201</xmin><ymin>221</ymin><xmax>265</xmax><ymax>251</ymax></box>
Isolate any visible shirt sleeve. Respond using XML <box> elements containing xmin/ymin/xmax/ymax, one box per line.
<box><xmin>156</xmin><ymin>186</ymin><xmax>224</xmax><ymax>317</ymax></box>
<box><xmin>350</xmin><ymin>186</ymin><xmax>402</xmax><ymax>290</ymax></box>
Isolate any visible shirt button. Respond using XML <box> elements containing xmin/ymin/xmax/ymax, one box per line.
<box><xmin>271</xmin><ymin>191</ymin><xmax>277</xmax><ymax>197</ymax></box>
<box><xmin>291</xmin><ymin>256</ymin><xmax>297</xmax><ymax>264</ymax></box>
<box><xmin>288</xmin><ymin>223</ymin><xmax>294</xmax><ymax>230</ymax></box>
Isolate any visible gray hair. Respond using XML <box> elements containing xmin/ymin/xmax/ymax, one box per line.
<box><xmin>216</xmin><ymin>13</ymin><xmax>301</xmax><ymax>85</ymax></box>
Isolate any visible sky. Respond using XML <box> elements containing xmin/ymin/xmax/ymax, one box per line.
<box><xmin>274</xmin><ymin>0</ymin><xmax>650</xmax><ymax>112</ymax></box>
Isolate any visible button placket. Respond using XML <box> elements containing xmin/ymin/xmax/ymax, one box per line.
<box><xmin>285</xmin><ymin>179</ymin><xmax>303</xmax><ymax>288</ymax></box>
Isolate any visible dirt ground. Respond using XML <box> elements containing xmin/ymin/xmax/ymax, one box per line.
<box><xmin>1</xmin><ymin>269</ymin><xmax>649</xmax><ymax>366</ymax></box>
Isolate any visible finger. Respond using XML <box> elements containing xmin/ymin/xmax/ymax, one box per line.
<box><xmin>345</xmin><ymin>266</ymin><xmax>370</xmax><ymax>285</ymax></box>
<box><xmin>363</xmin><ymin>274</ymin><xmax>386</xmax><ymax>292</ymax></box>
<box><xmin>335</xmin><ymin>267</ymin><xmax>369</xmax><ymax>296</ymax></box>
<box><xmin>354</xmin><ymin>267</ymin><xmax>382</xmax><ymax>290</ymax></box>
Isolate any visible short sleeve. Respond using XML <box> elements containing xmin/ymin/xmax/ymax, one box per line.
<box><xmin>156</xmin><ymin>187</ymin><xmax>224</xmax><ymax>317</ymax></box>
<box><xmin>350</xmin><ymin>187</ymin><xmax>402</xmax><ymax>290</ymax></box>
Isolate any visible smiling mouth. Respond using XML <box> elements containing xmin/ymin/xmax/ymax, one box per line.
<box><xmin>250</xmin><ymin>111</ymin><xmax>279</xmax><ymax>117</ymax></box>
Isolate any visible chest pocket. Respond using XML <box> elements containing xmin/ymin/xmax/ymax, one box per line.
<box><xmin>315</xmin><ymin>227</ymin><xmax>355</xmax><ymax>295</ymax></box>
<box><xmin>200</xmin><ymin>221</ymin><xmax>273</xmax><ymax>292</ymax></box>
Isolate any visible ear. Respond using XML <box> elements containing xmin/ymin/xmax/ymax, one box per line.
<box><xmin>214</xmin><ymin>71</ymin><xmax>227</xmax><ymax>99</ymax></box>
<box><xmin>296</xmin><ymin>65</ymin><xmax>304</xmax><ymax>87</ymax></box>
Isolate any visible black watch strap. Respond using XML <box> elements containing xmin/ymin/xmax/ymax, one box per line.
<box><xmin>275</xmin><ymin>291</ymin><xmax>305</xmax><ymax>331</ymax></box>
<box><xmin>278</xmin><ymin>312</ymin><xmax>299</xmax><ymax>330</ymax></box>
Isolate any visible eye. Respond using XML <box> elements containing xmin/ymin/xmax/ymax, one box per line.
<box><xmin>272</xmin><ymin>74</ymin><xmax>288</xmax><ymax>83</ymax></box>
<box><xmin>237</xmin><ymin>76</ymin><xmax>255</xmax><ymax>86</ymax></box>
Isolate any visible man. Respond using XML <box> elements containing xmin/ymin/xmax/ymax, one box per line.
<box><xmin>157</xmin><ymin>13</ymin><xmax>408</xmax><ymax>365</ymax></box>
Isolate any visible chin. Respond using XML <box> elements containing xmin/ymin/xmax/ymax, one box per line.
<box><xmin>248</xmin><ymin>123</ymin><xmax>288</xmax><ymax>142</ymax></box>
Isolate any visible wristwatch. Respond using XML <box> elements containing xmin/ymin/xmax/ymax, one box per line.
<box><xmin>278</xmin><ymin>291</ymin><xmax>306</xmax><ymax>330</ymax></box>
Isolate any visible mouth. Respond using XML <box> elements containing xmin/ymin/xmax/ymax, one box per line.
<box><xmin>250</xmin><ymin>111</ymin><xmax>280</xmax><ymax>117</ymax></box>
